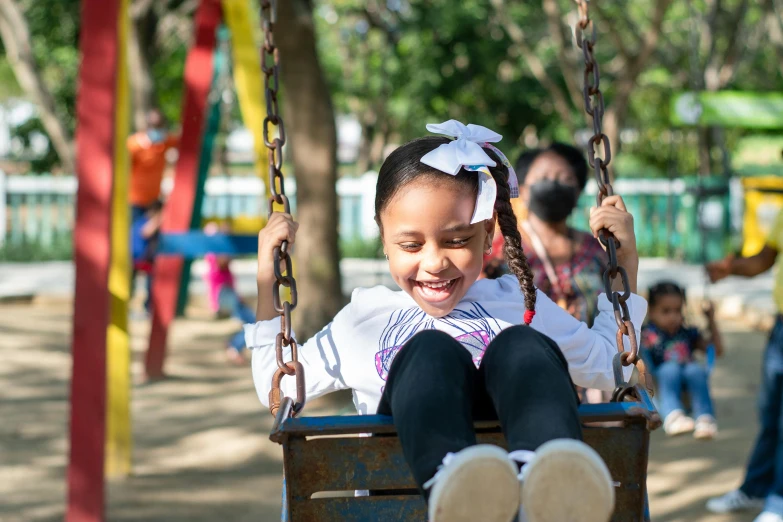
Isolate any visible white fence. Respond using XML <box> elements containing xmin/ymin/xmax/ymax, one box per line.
<box><xmin>0</xmin><ymin>170</ymin><xmax>380</xmax><ymax>247</ymax></box>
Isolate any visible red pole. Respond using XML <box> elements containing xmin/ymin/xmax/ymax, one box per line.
<box><xmin>66</xmin><ymin>0</ymin><xmax>120</xmax><ymax>519</ymax></box>
<box><xmin>145</xmin><ymin>0</ymin><xmax>222</xmax><ymax>379</ymax></box>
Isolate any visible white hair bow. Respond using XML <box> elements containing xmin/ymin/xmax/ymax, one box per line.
<box><xmin>421</xmin><ymin>119</ymin><xmax>518</xmax><ymax>224</ymax></box>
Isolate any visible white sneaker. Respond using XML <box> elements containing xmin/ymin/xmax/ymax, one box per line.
<box><xmin>664</xmin><ymin>409</ymin><xmax>695</xmax><ymax>436</ymax></box>
<box><xmin>425</xmin><ymin>444</ymin><xmax>521</xmax><ymax>522</ymax></box>
<box><xmin>694</xmin><ymin>415</ymin><xmax>718</xmax><ymax>440</ymax></box>
<box><xmin>706</xmin><ymin>489</ymin><xmax>765</xmax><ymax>513</ymax></box>
<box><xmin>754</xmin><ymin>512</ymin><xmax>783</xmax><ymax>522</ymax></box>
<box><xmin>516</xmin><ymin>439</ymin><xmax>615</xmax><ymax>522</ymax></box>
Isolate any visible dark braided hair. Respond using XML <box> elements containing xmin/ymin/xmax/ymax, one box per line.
<box><xmin>375</xmin><ymin>136</ymin><xmax>537</xmax><ymax>321</ymax></box>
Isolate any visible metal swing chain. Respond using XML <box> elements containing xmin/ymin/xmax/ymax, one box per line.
<box><xmin>262</xmin><ymin>0</ymin><xmax>305</xmax><ymax>418</ymax></box>
<box><xmin>573</xmin><ymin>1</ymin><xmax>652</xmax><ymax>398</ymax></box>
<box><xmin>214</xmin><ymin>28</ymin><xmax>234</xmax><ymax>183</ymax></box>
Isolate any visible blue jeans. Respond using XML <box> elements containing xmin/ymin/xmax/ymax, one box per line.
<box><xmin>653</xmin><ymin>360</ymin><xmax>715</xmax><ymax>419</ymax></box>
<box><xmin>131</xmin><ymin>204</ymin><xmax>153</xmax><ymax>312</ymax></box>
<box><xmin>741</xmin><ymin>316</ymin><xmax>783</xmax><ymax>515</ymax></box>
<box><xmin>218</xmin><ymin>286</ymin><xmax>256</xmax><ymax>353</ymax></box>
<box><xmin>131</xmin><ymin>205</ymin><xmax>149</xmax><ymax>223</ymax></box>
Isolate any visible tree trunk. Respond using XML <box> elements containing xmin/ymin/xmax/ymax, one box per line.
<box><xmin>697</xmin><ymin>127</ymin><xmax>712</xmax><ymax>176</ymax></box>
<box><xmin>355</xmin><ymin>120</ymin><xmax>374</xmax><ymax>175</ymax></box>
<box><xmin>129</xmin><ymin>5</ymin><xmax>159</xmax><ymax>130</ymax></box>
<box><xmin>0</xmin><ymin>0</ymin><xmax>74</xmax><ymax>172</ymax></box>
<box><xmin>276</xmin><ymin>0</ymin><xmax>343</xmax><ymax>338</ymax></box>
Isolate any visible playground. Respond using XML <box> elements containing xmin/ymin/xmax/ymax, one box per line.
<box><xmin>0</xmin><ymin>294</ymin><xmax>776</xmax><ymax>522</ymax></box>
<box><xmin>2</xmin><ymin>0</ymin><xmax>783</xmax><ymax>521</ymax></box>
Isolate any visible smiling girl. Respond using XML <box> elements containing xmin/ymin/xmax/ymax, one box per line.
<box><xmin>247</xmin><ymin>121</ymin><xmax>647</xmax><ymax>522</ymax></box>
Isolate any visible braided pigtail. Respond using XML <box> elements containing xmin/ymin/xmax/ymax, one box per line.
<box><xmin>485</xmin><ymin>151</ymin><xmax>537</xmax><ymax>324</ymax></box>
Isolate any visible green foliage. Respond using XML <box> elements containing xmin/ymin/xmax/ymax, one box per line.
<box><xmin>0</xmin><ymin>0</ymin><xmax>781</xmax><ymax>178</ymax></box>
<box><xmin>315</xmin><ymin>0</ymin><xmax>783</xmax><ymax>177</ymax></box>
<box><xmin>339</xmin><ymin>236</ymin><xmax>383</xmax><ymax>259</ymax></box>
<box><xmin>0</xmin><ymin>235</ymin><xmax>72</xmax><ymax>262</ymax></box>
<box><xmin>0</xmin><ymin>0</ymin><xmax>192</xmax><ymax>171</ymax></box>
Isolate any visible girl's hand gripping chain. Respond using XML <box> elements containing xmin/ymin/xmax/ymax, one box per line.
<box><xmin>256</xmin><ymin>213</ymin><xmax>299</xmax><ymax>321</ymax></box>
<box><xmin>589</xmin><ymin>195</ymin><xmax>639</xmax><ymax>293</ymax></box>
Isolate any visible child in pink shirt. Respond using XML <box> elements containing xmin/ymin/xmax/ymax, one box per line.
<box><xmin>203</xmin><ymin>225</ymin><xmax>255</xmax><ymax>364</ymax></box>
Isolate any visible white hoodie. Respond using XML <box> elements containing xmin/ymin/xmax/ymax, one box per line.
<box><xmin>246</xmin><ymin>274</ymin><xmax>647</xmax><ymax>414</ymax></box>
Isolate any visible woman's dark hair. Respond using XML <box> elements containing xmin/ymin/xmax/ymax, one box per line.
<box><xmin>375</xmin><ymin>136</ymin><xmax>537</xmax><ymax>316</ymax></box>
<box><xmin>514</xmin><ymin>142</ymin><xmax>589</xmax><ymax>190</ymax></box>
<box><xmin>647</xmin><ymin>281</ymin><xmax>686</xmax><ymax>308</ymax></box>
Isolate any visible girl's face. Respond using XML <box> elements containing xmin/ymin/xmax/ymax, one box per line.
<box><xmin>648</xmin><ymin>294</ymin><xmax>684</xmax><ymax>334</ymax></box>
<box><xmin>379</xmin><ymin>178</ymin><xmax>495</xmax><ymax>318</ymax></box>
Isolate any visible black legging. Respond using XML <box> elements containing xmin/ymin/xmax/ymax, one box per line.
<box><xmin>377</xmin><ymin>325</ymin><xmax>582</xmax><ymax>498</ymax></box>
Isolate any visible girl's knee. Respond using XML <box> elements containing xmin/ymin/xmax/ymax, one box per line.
<box><xmin>656</xmin><ymin>361</ymin><xmax>681</xmax><ymax>377</ymax></box>
<box><xmin>484</xmin><ymin>326</ymin><xmax>567</xmax><ymax>372</ymax></box>
<box><xmin>683</xmin><ymin>362</ymin><xmax>708</xmax><ymax>380</ymax></box>
<box><xmin>404</xmin><ymin>329</ymin><xmax>472</xmax><ymax>362</ymax></box>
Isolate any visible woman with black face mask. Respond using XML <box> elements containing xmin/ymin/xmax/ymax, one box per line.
<box><xmin>483</xmin><ymin>143</ymin><xmax>610</xmax><ymax>406</ymax></box>
<box><xmin>483</xmin><ymin>142</ymin><xmax>606</xmax><ymax>326</ymax></box>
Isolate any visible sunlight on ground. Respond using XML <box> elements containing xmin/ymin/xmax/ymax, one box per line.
<box><xmin>0</xmin><ymin>301</ymin><xmax>772</xmax><ymax>521</ymax></box>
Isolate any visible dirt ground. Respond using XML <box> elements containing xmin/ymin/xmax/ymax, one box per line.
<box><xmin>0</xmin><ymin>299</ymin><xmax>773</xmax><ymax>522</ymax></box>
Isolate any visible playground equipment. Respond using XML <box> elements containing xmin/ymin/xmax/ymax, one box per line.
<box><xmin>261</xmin><ymin>1</ymin><xmax>661</xmax><ymax>521</ymax></box>
<box><xmin>67</xmin><ymin>1</ymin><xmax>266</xmax><ymax>521</ymax></box>
<box><xmin>671</xmin><ymin>91</ymin><xmax>783</xmax><ymax>258</ymax></box>
<box><xmin>146</xmin><ymin>0</ymin><xmax>267</xmax><ymax>381</ymax></box>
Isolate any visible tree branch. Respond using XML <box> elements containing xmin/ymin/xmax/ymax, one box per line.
<box><xmin>599</xmin><ymin>0</ymin><xmax>673</xmax><ymax>170</ymax></box>
<box><xmin>156</xmin><ymin>0</ymin><xmax>198</xmax><ymax>48</ymax></box>
<box><xmin>704</xmin><ymin>0</ymin><xmax>749</xmax><ymax>90</ymax></box>
<box><xmin>0</xmin><ymin>0</ymin><xmax>74</xmax><ymax>172</ymax></box>
<box><xmin>623</xmin><ymin>0</ymin><xmax>674</xmax><ymax>82</ymax></box>
<box><xmin>592</xmin><ymin>3</ymin><xmax>682</xmax><ymax>71</ymax></box>
<box><xmin>361</xmin><ymin>1</ymin><xmax>400</xmax><ymax>45</ymax></box>
<box><xmin>700</xmin><ymin>0</ymin><xmax>721</xmax><ymax>69</ymax></box>
<box><xmin>489</xmin><ymin>0</ymin><xmax>574</xmax><ymax>132</ymax></box>
<box><xmin>130</xmin><ymin>0</ymin><xmax>156</xmax><ymax>20</ymax></box>
<box><xmin>765</xmin><ymin>0</ymin><xmax>783</xmax><ymax>65</ymax></box>
<box><xmin>541</xmin><ymin>0</ymin><xmax>582</xmax><ymax>113</ymax></box>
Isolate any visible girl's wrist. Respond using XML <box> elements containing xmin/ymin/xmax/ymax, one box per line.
<box><xmin>617</xmin><ymin>252</ymin><xmax>639</xmax><ymax>271</ymax></box>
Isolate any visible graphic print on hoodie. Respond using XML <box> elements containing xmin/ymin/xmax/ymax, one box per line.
<box><xmin>374</xmin><ymin>303</ymin><xmax>503</xmax><ymax>382</ymax></box>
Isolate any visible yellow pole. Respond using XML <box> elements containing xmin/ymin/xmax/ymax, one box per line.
<box><xmin>222</xmin><ymin>0</ymin><xmax>267</xmax><ymax>184</ymax></box>
<box><xmin>222</xmin><ymin>0</ymin><xmax>292</xmax><ymax>301</ymax></box>
<box><xmin>105</xmin><ymin>0</ymin><xmax>132</xmax><ymax>478</ymax></box>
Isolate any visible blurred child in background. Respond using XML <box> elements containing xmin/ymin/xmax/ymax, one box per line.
<box><xmin>641</xmin><ymin>281</ymin><xmax>723</xmax><ymax>439</ymax></box>
<box><xmin>202</xmin><ymin>222</ymin><xmax>255</xmax><ymax>365</ymax></box>
<box><xmin>130</xmin><ymin>199</ymin><xmax>163</xmax><ymax>314</ymax></box>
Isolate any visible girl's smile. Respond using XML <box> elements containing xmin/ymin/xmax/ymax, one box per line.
<box><xmin>413</xmin><ymin>277</ymin><xmax>461</xmax><ymax>303</ymax></box>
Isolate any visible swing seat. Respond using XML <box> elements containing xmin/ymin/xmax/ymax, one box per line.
<box><xmin>271</xmin><ymin>385</ymin><xmax>660</xmax><ymax>522</ymax></box>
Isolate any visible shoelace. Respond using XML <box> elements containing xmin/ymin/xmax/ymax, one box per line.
<box><xmin>423</xmin><ymin>452</ymin><xmax>456</xmax><ymax>490</ymax></box>
<box><xmin>423</xmin><ymin>449</ymin><xmax>538</xmax><ymax>490</ymax></box>
<box><xmin>508</xmin><ymin>450</ymin><xmax>536</xmax><ymax>480</ymax></box>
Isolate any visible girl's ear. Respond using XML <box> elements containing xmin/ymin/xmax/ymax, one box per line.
<box><xmin>484</xmin><ymin>213</ymin><xmax>497</xmax><ymax>244</ymax></box>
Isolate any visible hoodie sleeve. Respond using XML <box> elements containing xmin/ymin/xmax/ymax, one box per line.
<box><xmin>245</xmin><ymin>300</ymin><xmax>353</xmax><ymax>409</ymax></box>
<box><xmin>534</xmin><ymin>289</ymin><xmax>648</xmax><ymax>390</ymax></box>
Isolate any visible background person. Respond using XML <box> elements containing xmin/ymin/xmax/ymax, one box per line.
<box><xmin>128</xmin><ymin>108</ymin><xmax>178</xmax><ymax>222</ymax></box>
<box><xmin>483</xmin><ymin>143</ymin><xmax>609</xmax><ymax>404</ymax></box>
<box><xmin>705</xmin><ymin>209</ymin><xmax>783</xmax><ymax>522</ymax></box>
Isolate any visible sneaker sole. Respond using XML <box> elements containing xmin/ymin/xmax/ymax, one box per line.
<box><xmin>428</xmin><ymin>444</ymin><xmax>520</xmax><ymax>522</ymax></box>
<box><xmin>521</xmin><ymin>439</ymin><xmax>615</xmax><ymax>522</ymax></box>
<box><xmin>705</xmin><ymin>494</ymin><xmax>765</xmax><ymax>513</ymax></box>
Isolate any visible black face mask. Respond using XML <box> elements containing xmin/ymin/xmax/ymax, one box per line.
<box><xmin>527</xmin><ymin>180</ymin><xmax>578</xmax><ymax>223</ymax></box>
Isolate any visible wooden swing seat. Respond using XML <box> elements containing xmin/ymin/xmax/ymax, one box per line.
<box><xmin>271</xmin><ymin>385</ymin><xmax>660</xmax><ymax>522</ymax></box>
